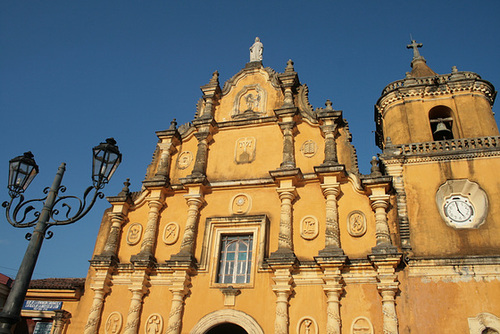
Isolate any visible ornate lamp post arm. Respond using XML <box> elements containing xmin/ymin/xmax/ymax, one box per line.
<box><xmin>0</xmin><ymin>138</ymin><xmax>122</xmax><ymax>334</ymax></box>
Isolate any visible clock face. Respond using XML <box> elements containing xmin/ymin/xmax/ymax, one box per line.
<box><xmin>444</xmin><ymin>195</ymin><xmax>474</xmax><ymax>224</ymax></box>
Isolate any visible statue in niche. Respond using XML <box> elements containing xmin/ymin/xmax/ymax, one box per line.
<box><xmin>249</xmin><ymin>37</ymin><xmax>263</xmax><ymax>62</ymax></box>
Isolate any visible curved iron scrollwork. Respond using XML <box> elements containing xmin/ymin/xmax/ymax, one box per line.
<box><xmin>3</xmin><ymin>184</ymin><xmax>104</xmax><ymax>230</ymax></box>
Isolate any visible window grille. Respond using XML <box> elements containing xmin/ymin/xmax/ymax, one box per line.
<box><xmin>217</xmin><ymin>234</ymin><xmax>253</xmax><ymax>284</ymax></box>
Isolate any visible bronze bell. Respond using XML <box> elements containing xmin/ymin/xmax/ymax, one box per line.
<box><xmin>433</xmin><ymin>121</ymin><xmax>453</xmax><ymax>140</ymax></box>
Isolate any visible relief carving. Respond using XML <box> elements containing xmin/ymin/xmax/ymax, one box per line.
<box><xmin>296</xmin><ymin>317</ymin><xmax>318</xmax><ymax>334</ymax></box>
<box><xmin>163</xmin><ymin>222</ymin><xmax>180</xmax><ymax>245</ymax></box>
<box><xmin>230</xmin><ymin>193</ymin><xmax>252</xmax><ymax>215</ymax></box>
<box><xmin>235</xmin><ymin>137</ymin><xmax>256</xmax><ymax>164</ymax></box>
<box><xmin>233</xmin><ymin>84</ymin><xmax>268</xmax><ymax>118</ymax></box>
<box><xmin>105</xmin><ymin>312</ymin><xmax>123</xmax><ymax>334</ymax></box>
<box><xmin>177</xmin><ymin>151</ymin><xmax>193</xmax><ymax>170</ymax></box>
<box><xmin>145</xmin><ymin>314</ymin><xmax>163</xmax><ymax>334</ymax></box>
<box><xmin>347</xmin><ymin>211</ymin><xmax>367</xmax><ymax>237</ymax></box>
<box><xmin>126</xmin><ymin>223</ymin><xmax>143</xmax><ymax>245</ymax></box>
<box><xmin>301</xmin><ymin>140</ymin><xmax>317</xmax><ymax>158</ymax></box>
<box><xmin>351</xmin><ymin>316</ymin><xmax>374</xmax><ymax>334</ymax></box>
<box><xmin>300</xmin><ymin>216</ymin><xmax>319</xmax><ymax>240</ymax></box>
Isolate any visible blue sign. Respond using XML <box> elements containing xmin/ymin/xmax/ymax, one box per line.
<box><xmin>22</xmin><ymin>300</ymin><xmax>62</xmax><ymax>311</ymax></box>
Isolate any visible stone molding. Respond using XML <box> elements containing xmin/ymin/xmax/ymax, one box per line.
<box><xmin>468</xmin><ymin>312</ymin><xmax>500</xmax><ymax>334</ymax></box>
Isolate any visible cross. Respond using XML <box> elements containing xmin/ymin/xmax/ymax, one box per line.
<box><xmin>407</xmin><ymin>39</ymin><xmax>423</xmax><ymax>59</ymax></box>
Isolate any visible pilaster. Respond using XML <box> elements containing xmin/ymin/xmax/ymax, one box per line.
<box><xmin>84</xmin><ymin>266</ymin><xmax>113</xmax><ymax>334</ymax></box>
<box><xmin>268</xmin><ymin>264</ymin><xmax>295</xmax><ymax>334</ymax></box>
<box><xmin>165</xmin><ymin>270</ymin><xmax>191</xmax><ymax>334</ymax></box>
<box><xmin>269</xmin><ymin>169</ymin><xmax>302</xmax><ymax>261</ymax></box>
<box><xmin>314</xmin><ymin>257</ymin><xmax>347</xmax><ymax>334</ymax></box>
<box><xmin>317</xmin><ymin>100</ymin><xmax>343</xmax><ymax>166</ymax></box>
<box><xmin>168</xmin><ymin>187</ymin><xmax>206</xmax><ymax>266</ymax></box>
<box><xmin>51</xmin><ymin>310</ymin><xmax>71</xmax><ymax>334</ymax></box>
<box><xmin>131</xmin><ymin>189</ymin><xmax>167</xmax><ymax>265</ymax></box>
<box><xmin>368</xmin><ymin>254</ymin><xmax>402</xmax><ymax>334</ymax></box>
<box><xmin>123</xmin><ymin>270</ymin><xmax>150</xmax><ymax>334</ymax></box>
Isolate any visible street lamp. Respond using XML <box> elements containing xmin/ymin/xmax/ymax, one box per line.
<box><xmin>0</xmin><ymin>138</ymin><xmax>122</xmax><ymax>333</ymax></box>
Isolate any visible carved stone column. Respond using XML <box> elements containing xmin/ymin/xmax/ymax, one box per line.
<box><xmin>154</xmin><ymin>142</ymin><xmax>175</xmax><ymax>180</ymax></box>
<box><xmin>317</xmin><ymin>100</ymin><xmax>342</xmax><ymax>166</ymax></box>
<box><xmin>270</xmin><ymin>266</ymin><xmax>294</xmax><ymax>334</ymax></box>
<box><xmin>84</xmin><ymin>268</ymin><xmax>113</xmax><ymax>334</ymax></box>
<box><xmin>101</xmin><ymin>212</ymin><xmax>128</xmax><ymax>257</ymax></box>
<box><xmin>174</xmin><ymin>194</ymin><xmax>205</xmax><ymax>259</ymax></box>
<box><xmin>123</xmin><ymin>272</ymin><xmax>150</xmax><ymax>334</ymax></box>
<box><xmin>191</xmin><ymin>132</ymin><xmax>211</xmax><ymax>178</ymax></box>
<box><xmin>368</xmin><ymin>255</ymin><xmax>401</xmax><ymax>334</ymax></box>
<box><xmin>322</xmin><ymin>183</ymin><xmax>341</xmax><ymax>250</ymax></box>
<box><xmin>51</xmin><ymin>310</ymin><xmax>71</xmax><ymax>334</ymax></box>
<box><xmin>276</xmin><ymin>187</ymin><xmax>297</xmax><ymax>253</ymax></box>
<box><xmin>166</xmin><ymin>270</ymin><xmax>191</xmax><ymax>334</ymax></box>
<box><xmin>279</xmin><ymin>122</ymin><xmax>296</xmax><ymax>169</ymax></box>
<box><xmin>370</xmin><ymin>195</ymin><xmax>392</xmax><ymax>247</ymax></box>
<box><xmin>132</xmin><ymin>197</ymin><xmax>164</xmax><ymax>262</ymax></box>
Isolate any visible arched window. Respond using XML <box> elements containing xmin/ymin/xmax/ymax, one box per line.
<box><xmin>429</xmin><ymin>106</ymin><xmax>454</xmax><ymax>141</ymax></box>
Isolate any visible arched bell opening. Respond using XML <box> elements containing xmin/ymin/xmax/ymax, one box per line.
<box><xmin>205</xmin><ymin>322</ymin><xmax>248</xmax><ymax>334</ymax></box>
<box><xmin>429</xmin><ymin>106</ymin><xmax>455</xmax><ymax>141</ymax></box>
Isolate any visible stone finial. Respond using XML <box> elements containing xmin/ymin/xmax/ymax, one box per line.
<box><xmin>407</xmin><ymin>39</ymin><xmax>423</xmax><ymax>60</ymax></box>
<box><xmin>249</xmin><ymin>37</ymin><xmax>263</xmax><ymax>62</ymax></box>
<box><xmin>370</xmin><ymin>156</ymin><xmax>382</xmax><ymax>177</ymax></box>
<box><xmin>385</xmin><ymin>137</ymin><xmax>393</xmax><ymax>147</ymax></box>
<box><xmin>209</xmin><ymin>71</ymin><xmax>219</xmax><ymax>84</ymax></box>
<box><xmin>452</xmin><ymin>66</ymin><xmax>458</xmax><ymax>73</ymax></box>
<box><xmin>118</xmin><ymin>178</ymin><xmax>131</xmax><ymax>197</ymax></box>
<box><xmin>325</xmin><ymin>99</ymin><xmax>334</xmax><ymax>111</ymax></box>
<box><xmin>169</xmin><ymin>119</ymin><xmax>177</xmax><ymax>130</ymax></box>
<box><xmin>285</xmin><ymin>59</ymin><xmax>295</xmax><ymax>73</ymax></box>
<box><xmin>405</xmin><ymin>72</ymin><xmax>411</xmax><ymax>79</ymax></box>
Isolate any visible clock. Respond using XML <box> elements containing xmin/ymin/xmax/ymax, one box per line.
<box><xmin>443</xmin><ymin>195</ymin><xmax>475</xmax><ymax>225</ymax></box>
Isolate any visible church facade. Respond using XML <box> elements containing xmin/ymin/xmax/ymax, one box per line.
<box><xmin>21</xmin><ymin>39</ymin><xmax>500</xmax><ymax>333</ymax></box>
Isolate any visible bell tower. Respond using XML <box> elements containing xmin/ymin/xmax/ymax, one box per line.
<box><xmin>375</xmin><ymin>40</ymin><xmax>498</xmax><ymax>148</ymax></box>
<box><xmin>377</xmin><ymin>40</ymin><xmax>500</xmax><ymax>254</ymax></box>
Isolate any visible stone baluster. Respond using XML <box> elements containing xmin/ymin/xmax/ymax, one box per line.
<box><xmin>154</xmin><ymin>142</ymin><xmax>174</xmax><ymax>179</ymax></box>
<box><xmin>101</xmin><ymin>213</ymin><xmax>127</xmax><ymax>257</ymax></box>
<box><xmin>166</xmin><ymin>270</ymin><xmax>191</xmax><ymax>334</ymax></box>
<box><xmin>370</xmin><ymin>195</ymin><xmax>392</xmax><ymax>247</ymax></box>
<box><xmin>321</xmin><ymin>124</ymin><xmax>338</xmax><ymax>165</ymax></box>
<box><xmin>279</xmin><ymin>122</ymin><xmax>296</xmax><ymax>169</ymax></box>
<box><xmin>271</xmin><ymin>267</ymin><xmax>294</xmax><ymax>334</ymax></box>
<box><xmin>276</xmin><ymin>187</ymin><xmax>297</xmax><ymax>253</ymax></box>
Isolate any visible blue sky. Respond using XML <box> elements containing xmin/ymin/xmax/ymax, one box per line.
<box><xmin>1</xmin><ymin>1</ymin><xmax>499</xmax><ymax>279</ymax></box>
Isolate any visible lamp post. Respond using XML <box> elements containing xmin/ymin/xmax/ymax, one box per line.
<box><xmin>0</xmin><ymin>138</ymin><xmax>122</xmax><ymax>333</ymax></box>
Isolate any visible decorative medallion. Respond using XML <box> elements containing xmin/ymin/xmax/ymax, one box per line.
<box><xmin>230</xmin><ymin>193</ymin><xmax>252</xmax><ymax>215</ymax></box>
<box><xmin>235</xmin><ymin>137</ymin><xmax>256</xmax><ymax>164</ymax></box>
<box><xmin>347</xmin><ymin>211</ymin><xmax>367</xmax><ymax>237</ymax></box>
<box><xmin>145</xmin><ymin>314</ymin><xmax>163</xmax><ymax>334</ymax></box>
<box><xmin>105</xmin><ymin>312</ymin><xmax>123</xmax><ymax>334</ymax></box>
<box><xmin>436</xmin><ymin>179</ymin><xmax>488</xmax><ymax>229</ymax></box>
<box><xmin>351</xmin><ymin>316</ymin><xmax>374</xmax><ymax>334</ymax></box>
<box><xmin>177</xmin><ymin>151</ymin><xmax>193</xmax><ymax>170</ymax></box>
<box><xmin>163</xmin><ymin>222</ymin><xmax>180</xmax><ymax>245</ymax></box>
<box><xmin>296</xmin><ymin>317</ymin><xmax>318</xmax><ymax>334</ymax></box>
<box><xmin>126</xmin><ymin>223</ymin><xmax>143</xmax><ymax>245</ymax></box>
<box><xmin>301</xmin><ymin>140</ymin><xmax>317</xmax><ymax>158</ymax></box>
<box><xmin>300</xmin><ymin>216</ymin><xmax>319</xmax><ymax>240</ymax></box>
<box><xmin>233</xmin><ymin>84</ymin><xmax>267</xmax><ymax>118</ymax></box>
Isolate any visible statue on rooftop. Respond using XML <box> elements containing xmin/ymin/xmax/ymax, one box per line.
<box><xmin>249</xmin><ymin>37</ymin><xmax>263</xmax><ymax>62</ymax></box>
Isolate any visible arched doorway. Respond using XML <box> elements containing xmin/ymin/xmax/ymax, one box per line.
<box><xmin>190</xmin><ymin>309</ymin><xmax>264</xmax><ymax>334</ymax></box>
<box><xmin>205</xmin><ymin>322</ymin><xmax>248</xmax><ymax>334</ymax></box>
